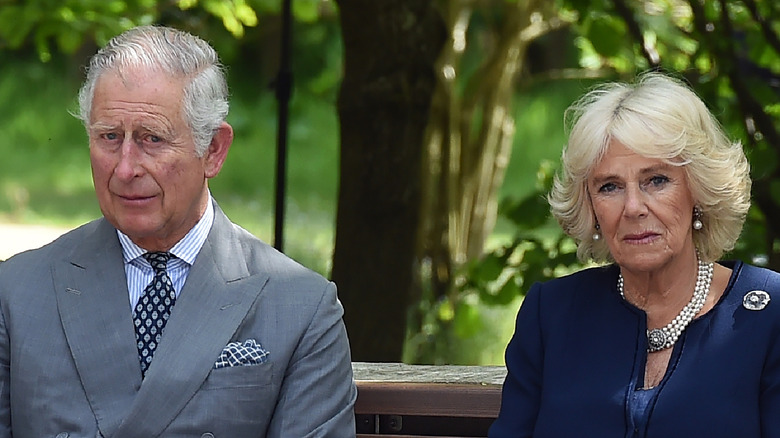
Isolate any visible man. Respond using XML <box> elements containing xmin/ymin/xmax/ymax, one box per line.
<box><xmin>0</xmin><ymin>25</ymin><xmax>356</xmax><ymax>437</ymax></box>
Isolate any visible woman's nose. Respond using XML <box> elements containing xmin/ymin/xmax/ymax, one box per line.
<box><xmin>623</xmin><ymin>185</ymin><xmax>649</xmax><ymax>217</ymax></box>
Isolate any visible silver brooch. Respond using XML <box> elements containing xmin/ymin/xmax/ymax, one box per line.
<box><xmin>647</xmin><ymin>329</ymin><xmax>667</xmax><ymax>351</ymax></box>
<box><xmin>743</xmin><ymin>290</ymin><xmax>771</xmax><ymax>311</ymax></box>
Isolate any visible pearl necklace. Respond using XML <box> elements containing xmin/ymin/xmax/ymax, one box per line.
<box><xmin>618</xmin><ymin>259</ymin><xmax>714</xmax><ymax>352</ymax></box>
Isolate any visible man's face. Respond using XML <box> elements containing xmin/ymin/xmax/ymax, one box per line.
<box><xmin>88</xmin><ymin>68</ymin><xmax>226</xmax><ymax>251</ymax></box>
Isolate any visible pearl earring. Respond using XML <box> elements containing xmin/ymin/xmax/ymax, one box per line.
<box><xmin>593</xmin><ymin>223</ymin><xmax>601</xmax><ymax>241</ymax></box>
<box><xmin>693</xmin><ymin>207</ymin><xmax>703</xmax><ymax>230</ymax></box>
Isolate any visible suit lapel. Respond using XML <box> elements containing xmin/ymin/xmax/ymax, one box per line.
<box><xmin>53</xmin><ymin>219</ymin><xmax>143</xmax><ymax>438</ymax></box>
<box><xmin>113</xmin><ymin>207</ymin><xmax>270</xmax><ymax>438</ymax></box>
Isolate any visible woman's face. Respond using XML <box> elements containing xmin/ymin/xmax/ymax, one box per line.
<box><xmin>587</xmin><ymin>140</ymin><xmax>696</xmax><ymax>273</ymax></box>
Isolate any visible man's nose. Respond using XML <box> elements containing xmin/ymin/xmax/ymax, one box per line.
<box><xmin>114</xmin><ymin>139</ymin><xmax>144</xmax><ymax>181</ymax></box>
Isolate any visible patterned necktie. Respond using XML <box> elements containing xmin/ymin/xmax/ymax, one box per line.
<box><xmin>134</xmin><ymin>251</ymin><xmax>176</xmax><ymax>378</ymax></box>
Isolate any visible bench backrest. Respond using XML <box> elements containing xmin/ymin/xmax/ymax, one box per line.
<box><xmin>353</xmin><ymin>362</ymin><xmax>506</xmax><ymax>438</ymax></box>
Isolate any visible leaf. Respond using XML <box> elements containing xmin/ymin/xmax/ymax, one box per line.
<box><xmin>584</xmin><ymin>13</ymin><xmax>626</xmax><ymax>58</ymax></box>
<box><xmin>235</xmin><ymin>1</ymin><xmax>258</xmax><ymax>26</ymax></box>
<box><xmin>469</xmin><ymin>252</ymin><xmax>506</xmax><ymax>284</ymax></box>
<box><xmin>437</xmin><ymin>298</ymin><xmax>455</xmax><ymax>322</ymax></box>
<box><xmin>0</xmin><ymin>6</ymin><xmax>35</xmax><ymax>49</ymax></box>
<box><xmin>178</xmin><ymin>0</ymin><xmax>198</xmax><ymax>10</ymax></box>
<box><xmin>293</xmin><ymin>0</ymin><xmax>320</xmax><ymax>23</ymax></box>
<box><xmin>494</xmin><ymin>277</ymin><xmax>522</xmax><ymax>305</ymax></box>
<box><xmin>749</xmin><ymin>146</ymin><xmax>777</xmax><ymax>179</ymax></box>
<box><xmin>453</xmin><ymin>301</ymin><xmax>483</xmax><ymax>338</ymax></box>
<box><xmin>56</xmin><ymin>27</ymin><xmax>83</xmax><ymax>54</ymax></box>
<box><xmin>502</xmin><ymin>192</ymin><xmax>551</xmax><ymax>229</ymax></box>
<box><xmin>204</xmin><ymin>0</ymin><xmax>248</xmax><ymax>37</ymax></box>
<box><xmin>769</xmin><ymin>180</ymin><xmax>780</xmax><ymax>206</ymax></box>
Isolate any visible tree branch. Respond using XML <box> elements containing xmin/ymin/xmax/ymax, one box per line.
<box><xmin>715</xmin><ymin>0</ymin><xmax>780</xmax><ymax>149</ymax></box>
<box><xmin>612</xmin><ymin>0</ymin><xmax>660</xmax><ymax>67</ymax></box>
<box><xmin>742</xmin><ymin>0</ymin><xmax>780</xmax><ymax>56</ymax></box>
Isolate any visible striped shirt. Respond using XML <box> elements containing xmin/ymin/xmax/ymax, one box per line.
<box><xmin>118</xmin><ymin>196</ymin><xmax>215</xmax><ymax>309</ymax></box>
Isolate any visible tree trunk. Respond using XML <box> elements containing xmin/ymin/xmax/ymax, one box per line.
<box><xmin>332</xmin><ymin>0</ymin><xmax>447</xmax><ymax>361</ymax></box>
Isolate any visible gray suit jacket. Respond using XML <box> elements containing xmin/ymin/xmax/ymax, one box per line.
<box><xmin>0</xmin><ymin>205</ymin><xmax>357</xmax><ymax>437</ymax></box>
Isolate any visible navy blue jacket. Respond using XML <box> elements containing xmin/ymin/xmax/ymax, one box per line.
<box><xmin>489</xmin><ymin>261</ymin><xmax>780</xmax><ymax>437</ymax></box>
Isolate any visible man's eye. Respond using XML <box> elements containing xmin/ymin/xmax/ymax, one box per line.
<box><xmin>144</xmin><ymin>134</ymin><xmax>164</xmax><ymax>144</ymax></box>
<box><xmin>103</xmin><ymin>132</ymin><xmax>119</xmax><ymax>141</ymax></box>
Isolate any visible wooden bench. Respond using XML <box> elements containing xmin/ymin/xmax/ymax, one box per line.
<box><xmin>352</xmin><ymin>362</ymin><xmax>506</xmax><ymax>437</ymax></box>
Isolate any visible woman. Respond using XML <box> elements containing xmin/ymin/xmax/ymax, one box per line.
<box><xmin>489</xmin><ymin>72</ymin><xmax>780</xmax><ymax>437</ymax></box>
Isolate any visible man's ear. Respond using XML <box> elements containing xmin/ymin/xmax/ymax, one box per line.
<box><xmin>204</xmin><ymin>122</ymin><xmax>234</xmax><ymax>178</ymax></box>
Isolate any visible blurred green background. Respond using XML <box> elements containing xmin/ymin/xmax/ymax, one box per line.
<box><xmin>2</xmin><ymin>0</ymin><xmax>777</xmax><ymax>365</ymax></box>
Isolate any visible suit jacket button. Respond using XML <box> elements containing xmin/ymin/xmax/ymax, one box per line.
<box><xmin>201</xmin><ymin>433</ymin><xmax>215</xmax><ymax>438</ymax></box>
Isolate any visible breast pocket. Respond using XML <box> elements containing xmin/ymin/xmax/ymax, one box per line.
<box><xmin>201</xmin><ymin>361</ymin><xmax>275</xmax><ymax>390</ymax></box>
<box><xmin>173</xmin><ymin>362</ymin><xmax>278</xmax><ymax>435</ymax></box>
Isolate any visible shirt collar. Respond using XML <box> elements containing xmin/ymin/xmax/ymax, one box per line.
<box><xmin>118</xmin><ymin>195</ymin><xmax>215</xmax><ymax>266</ymax></box>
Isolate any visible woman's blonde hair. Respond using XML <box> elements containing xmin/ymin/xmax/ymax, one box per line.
<box><xmin>549</xmin><ymin>72</ymin><xmax>751</xmax><ymax>263</ymax></box>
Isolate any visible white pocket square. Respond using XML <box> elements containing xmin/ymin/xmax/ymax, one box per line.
<box><xmin>214</xmin><ymin>339</ymin><xmax>269</xmax><ymax>369</ymax></box>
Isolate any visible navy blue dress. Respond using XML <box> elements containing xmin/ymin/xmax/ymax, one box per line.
<box><xmin>489</xmin><ymin>261</ymin><xmax>780</xmax><ymax>437</ymax></box>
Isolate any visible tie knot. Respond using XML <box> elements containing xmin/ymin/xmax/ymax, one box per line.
<box><xmin>143</xmin><ymin>251</ymin><xmax>172</xmax><ymax>273</ymax></box>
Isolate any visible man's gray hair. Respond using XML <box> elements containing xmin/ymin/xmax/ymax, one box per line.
<box><xmin>77</xmin><ymin>25</ymin><xmax>229</xmax><ymax>156</ymax></box>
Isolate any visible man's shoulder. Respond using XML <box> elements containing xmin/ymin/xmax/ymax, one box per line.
<box><xmin>0</xmin><ymin>219</ymin><xmax>110</xmax><ymax>294</ymax></box>
<box><xmin>0</xmin><ymin>219</ymin><xmax>105</xmax><ymax>268</ymax></box>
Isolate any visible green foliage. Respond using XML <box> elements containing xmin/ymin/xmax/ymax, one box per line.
<box><xmin>0</xmin><ymin>54</ymin><xmax>99</xmax><ymax>223</ymax></box>
<box><xmin>179</xmin><ymin>0</ymin><xmax>257</xmax><ymax>37</ymax></box>
<box><xmin>751</xmin><ymin>143</ymin><xmax>779</xmax><ymax>179</ymax></box>
<box><xmin>0</xmin><ymin>0</ymin><xmax>155</xmax><ymax>60</ymax></box>
<box><xmin>407</xmin><ymin>158</ymin><xmax>584</xmax><ymax>364</ymax></box>
<box><xmin>5</xmin><ymin>0</ymin><xmax>780</xmax><ymax>365</ymax></box>
<box><xmin>0</xmin><ymin>0</ymin><xmax>336</xmax><ymax>62</ymax></box>
<box><xmin>455</xmin><ymin>0</ymin><xmax>780</xmax><ymax>362</ymax></box>
<box><xmin>583</xmin><ymin>13</ymin><xmax>627</xmax><ymax>58</ymax></box>
<box><xmin>462</xmin><ymin>160</ymin><xmax>582</xmax><ymax>306</ymax></box>
<box><xmin>0</xmin><ymin>47</ymin><xmax>338</xmax><ymax>274</ymax></box>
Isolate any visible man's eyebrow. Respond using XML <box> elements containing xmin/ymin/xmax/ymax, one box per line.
<box><xmin>139</xmin><ymin>122</ymin><xmax>173</xmax><ymax>135</ymax></box>
<box><xmin>88</xmin><ymin>122</ymin><xmax>117</xmax><ymax>131</ymax></box>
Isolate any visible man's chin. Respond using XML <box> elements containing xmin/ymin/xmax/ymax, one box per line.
<box><xmin>109</xmin><ymin>217</ymin><xmax>162</xmax><ymax>239</ymax></box>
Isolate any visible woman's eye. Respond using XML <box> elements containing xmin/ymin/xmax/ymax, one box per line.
<box><xmin>598</xmin><ymin>182</ymin><xmax>617</xmax><ymax>193</ymax></box>
<box><xmin>649</xmin><ymin>175</ymin><xmax>670</xmax><ymax>186</ymax></box>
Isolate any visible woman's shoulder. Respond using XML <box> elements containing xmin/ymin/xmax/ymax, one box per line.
<box><xmin>721</xmin><ymin>261</ymin><xmax>780</xmax><ymax>316</ymax></box>
<box><xmin>526</xmin><ymin>264</ymin><xmax>619</xmax><ymax>305</ymax></box>
<box><xmin>520</xmin><ymin>265</ymin><xmax>625</xmax><ymax>327</ymax></box>
<box><xmin>731</xmin><ymin>261</ymin><xmax>780</xmax><ymax>291</ymax></box>
<box><xmin>723</xmin><ymin>262</ymin><xmax>780</xmax><ymax>299</ymax></box>
<box><xmin>540</xmin><ymin>264</ymin><xmax>618</xmax><ymax>289</ymax></box>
